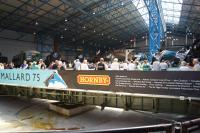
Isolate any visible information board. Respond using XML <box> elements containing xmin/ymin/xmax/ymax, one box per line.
<box><xmin>0</xmin><ymin>69</ymin><xmax>67</xmax><ymax>89</ymax></box>
<box><xmin>60</xmin><ymin>71</ymin><xmax>200</xmax><ymax>97</ymax></box>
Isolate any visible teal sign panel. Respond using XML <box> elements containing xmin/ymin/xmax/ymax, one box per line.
<box><xmin>0</xmin><ymin>69</ymin><xmax>67</xmax><ymax>89</ymax></box>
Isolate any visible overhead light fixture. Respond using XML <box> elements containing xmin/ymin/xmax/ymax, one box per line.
<box><xmin>94</xmin><ymin>29</ymin><xmax>96</xmax><ymax>32</ymax></box>
<box><xmin>121</xmin><ymin>2</ymin><xmax>124</xmax><ymax>6</ymax></box>
<box><xmin>93</xmin><ymin>12</ymin><xmax>96</xmax><ymax>15</ymax></box>
<box><xmin>35</xmin><ymin>21</ymin><xmax>38</xmax><ymax>26</ymax></box>
<box><xmin>83</xmin><ymin>26</ymin><xmax>86</xmax><ymax>29</ymax></box>
<box><xmin>60</xmin><ymin>35</ymin><xmax>64</xmax><ymax>39</ymax></box>
<box><xmin>65</xmin><ymin>19</ymin><xmax>68</xmax><ymax>22</ymax></box>
<box><xmin>72</xmin><ymin>38</ymin><xmax>75</xmax><ymax>41</ymax></box>
<box><xmin>64</xmin><ymin>28</ymin><xmax>67</xmax><ymax>31</ymax></box>
<box><xmin>33</xmin><ymin>32</ymin><xmax>36</xmax><ymax>35</ymax></box>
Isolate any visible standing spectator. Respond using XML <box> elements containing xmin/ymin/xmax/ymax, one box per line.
<box><xmin>137</xmin><ymin>61</ymin><xmax>143</xmax><ymax>70</ymax></box>
<box><xmin>97</xmin><ymin>58</ymin><xmax>105</xmax><ymax>70</ymax></box>
<box><xmin>30</xmin><ymin>61</ymin><xmax>40</xmax><ymax>69</ymax></box>
<box><xmin>57</xmin><ymin>60</ymin><xmax>63</xmax><ymax>70</ymax></box>
<box><xmin>20</xmin><ymin>60</ymin><xmax>28</xmax><ymax>69</ymax></box>
<box><xmin>142</xmin><ymin>60</ymin><xmax>151</xmax><ymax>71</ymax></box>
<box><xmin>27</xmin><ymin>62</ymin><xmax>33</xmax><ymax>69</ymax></box>
<box><xmin>121</xmin><ymin>60</ymin><xmax>128</xmax><ymax>70</ymax></box>
<box><xmin>62</xmin><ymin>62</ymin><xmax>67</xmax><ymax>70</ymax></box>
<box><xmin>179</xmin><ymin>61</ymin><xmax>192</xmax><ymax>71</ymax></box>
<box><xmin>74</xmin><ymin>59</ymin><xmax>81</xmax><ymax>70</ymax></box>
<box><xmin>152</xmin><ymin>60</ymin><xmax>160</xmax><ymax>71</ymax></box>
<box><xmin>38</xmin><ymin>59</ymin><xmax>46</xmax><ymax>69</ymax></box>
<box><xmin>0</xmin><ymin>63</ymin><xmax>4</xmax><ymax>69</ymax></box>
<box><xmin>192</xmin><ymin>58</ymin><xmax>200</xmax><ymax>71</ymax></box>
<box><xmin>68</xmin><ymin>62</ymin><xmax>72</xmax><ymax>68</ymax></box>
<box><xmin>3</xmin><ymin>63</ymin><xmax>6</xmax><ymax>69</ymax></box>
<box><xmin>110</xmin><ymin>58</ymin><xmax>120</xmax><ymax>70</ymax></box>
<box><xmin>128</xmin><ymin>60</ymin><xmax>137</xmax><ymax>70</ymax></box>
<box><xmin>104</xmin><ymin>62</ymin><xmax>109</xmax><ymax>70</ymax></box>
<box><xmin>48</xmin><ymin>61</ymin><xmax>55</xmax><ymax>69</ymax></box>
<box><xmin>6</xmin><ymin>62</ymin><xmax>14</xmax><ymax>69</ymax></box>
<box><xmin>79</xmin><ymin>59</ymin><xmax>89</xmax><ymax>70</ymax></box>
<box><xmin>160</xmin><ymin>60</ymin><xmax>168</xmax><ymax>71</ymax></box>
<box><xmin>88</xmin><ymin>62</ymin><xmax>96</xmax><ymax>70</ymax></box>
<box><xmin>52</xmin><ymin>60</ymin><xmax>59</xmax><ymax>70</ymax></box>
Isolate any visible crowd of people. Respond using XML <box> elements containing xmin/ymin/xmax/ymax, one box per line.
<box><xmin>0</xmin><ymin>57</ymin><xmax>200</xmax><ymax>71</ymax></box>
<box><xmin>0</xmin><ymin>59</ymin><xmax>67</xmax><ymax>70</ymax></box>
<box><xmin>73</xmin><ymin>57</ymin><xmax>200</xmax><ymax>71</ymax></box>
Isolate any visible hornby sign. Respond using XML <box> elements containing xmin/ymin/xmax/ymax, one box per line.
<box><xmin>77</xmin><ymin>75</ymin><xmax>110</xmax><ymax>86</ymax></box>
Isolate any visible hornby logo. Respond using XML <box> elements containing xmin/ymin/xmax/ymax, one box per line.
<box><xmin>77</xmin><ymin>75</ymin><xmax>111</xmax><ymax>86</ymax></box>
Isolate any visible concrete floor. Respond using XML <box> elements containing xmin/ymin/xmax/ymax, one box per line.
<box><xmin>0</xmin><ymin>96</ymin><xmax>197</xmax><ymax>132</ymax></box>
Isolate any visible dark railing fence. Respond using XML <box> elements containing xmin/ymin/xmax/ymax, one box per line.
<box><xmin>56</xmin><ymin>119</ymin><xmax>200</xmax><ymax>133</ymax></box>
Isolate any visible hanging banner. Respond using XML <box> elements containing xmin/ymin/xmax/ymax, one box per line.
<box><xmin>0</xmin><ymin>69</ymin><xmax>67</xmax><ymax>89</ymax></box>
<box><xmin>60</xmin><ymin>71</ymin><xmax>200</xmax><ymax>98</ymax></box>
<box><xmin>1</xmin><ymin>69</ymin><xmax>200</xmax><ymax>98</ymax></box>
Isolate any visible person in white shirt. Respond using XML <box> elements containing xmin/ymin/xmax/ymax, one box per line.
<box><xmin>79</xmin><ymin>59</ymin><xmax>89</xmax><ymax>70</ymax></box>
<box><xmin>110</xmin><ymin>58</ymin><xmax>120</xmax><ymax>70</ymax></box>
<box><xmin>179</xmin><ymin>61</ymin><xmax>192</xmax><ymax>71</ymax></box>
<box><xmin>74</xmin><ymin>59</ymin><xmax>81</xmax><ymax>70</ymax></box>
<box><xmin>0</xmin><ymin>63</ymin><xmax>4</xmax><ymax>69</ymax></box>
<box><xmin>128</xmin><ymin>60</ymin><xmax>137</xmax><ymax>70</ymax></box>
<box><xmin>122</xmin><ymin>61</ymin><xmax>128</xmax><ymax>70</ymax></box>
<box><xmin>62</xmin><ymin>62</ymin><xmax>67</xmax><ymax>70</ymax></box>
<box><xmin>104</xmin><ymin>63</ymin><xmax>109</xmax><ymax>70</ymax></box>
<box><xmin>192</xmin><ymin>58</ymin><xmax>200</xmax><ymax>71</ymax></box>
<box><xmin>160</xmin><ymin>60</ymin><xmax>168</xmax><ymax>71</ymax></box>
<box><xmin>152</xmin><ymin>60</ymin><xmax>160</xmax><ymax>71</ymax></box>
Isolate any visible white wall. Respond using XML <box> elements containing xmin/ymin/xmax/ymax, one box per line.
<box><xmin>0</xmin><ymin>38</ymin><xmax>36</xmax><ymax>61</ymax></box>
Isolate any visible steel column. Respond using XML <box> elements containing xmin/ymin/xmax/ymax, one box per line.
<box><xmin>144</xmin><ymin>0</ymin><xmax>165</xmax><ymax>62</ymax></box>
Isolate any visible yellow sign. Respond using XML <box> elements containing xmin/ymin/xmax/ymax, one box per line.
<box><xmin>77</xmin><ymin>75</ymin><xmax>110</xmax><ymax>86</ymax></box>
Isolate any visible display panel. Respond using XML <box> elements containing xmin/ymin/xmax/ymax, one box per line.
<box><xmin>60</xmin><ymin>71</ymin><xmax>200</xmax><ymax>97</ymax></box>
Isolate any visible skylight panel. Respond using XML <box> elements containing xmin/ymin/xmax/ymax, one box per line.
<box><xmin>132</xmin><ymin>0</ymin><xmax>149</xmax><ymax>26</ymax></box>
<box><xmin>161</xmin><ymin>0</ymin><xmax>183</xmax><ymax>24</ymax></box>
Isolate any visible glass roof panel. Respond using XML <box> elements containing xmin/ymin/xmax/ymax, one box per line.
<box><xmin>131</xmin><ymin>0</ymin><xmax>149</xmax><ymax>26</ymax></box>
<box><xmin>161</xmin><ymin>0</ymin><xmax>183</xmax><ymax>24</ymax></box>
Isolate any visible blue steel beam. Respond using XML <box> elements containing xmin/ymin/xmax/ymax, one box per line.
<box><xmin>144</xmin><ymin>0</ymin><xmax>165</xmax><ymax>62</ymax></box>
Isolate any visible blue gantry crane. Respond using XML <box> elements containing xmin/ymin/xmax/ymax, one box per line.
<box><xmin>144</xmin><ymin>0</ymin><xmax>166</xmax><ymax>62</ymax></box>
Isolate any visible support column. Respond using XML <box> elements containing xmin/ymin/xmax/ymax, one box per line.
<box><xmin>53</xmin><ymin>37</ymin><xmax>59</xmax><ymax>52</ymax></box>
<box><xmin>144</xmin><ymin>0</ymin><xmax>165</xmax><ymax>62</ymax></box>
